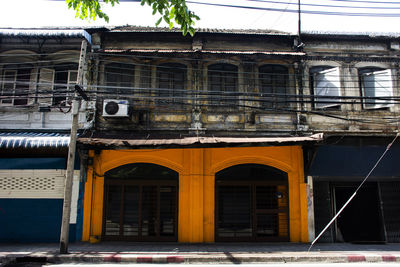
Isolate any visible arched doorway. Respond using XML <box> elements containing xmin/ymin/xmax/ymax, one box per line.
<box><xmin>103</xmin><ymin>163</ymin><xmax>178</xmax><ymax>241</ymax></box>
<box><xmin>215</xmin><ymin>164</ymin><xmax>289</xmax><ymax>241</ymax></box>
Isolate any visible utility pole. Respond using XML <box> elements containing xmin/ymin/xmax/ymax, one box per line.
<box><xmin>60</xmin><ymin>40</ymin><xmax>88</xmax><ymax>254</ymax></box>
<box><xmin>298</xmin><ymin>0</ymin><xmax>301</xmax><ymax>41</ymax></box>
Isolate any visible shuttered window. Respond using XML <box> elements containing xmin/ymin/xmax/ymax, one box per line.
<box><xmin>38</xmin><ymin>64</ymin><xmax>78</xmax><ymax>106</ymax></box>
<box><xmin>105</xmin><ymin>63</ymin><xmax>135</xmax><ymax>97</ymax></box>
<box><xmin>360</xmin><ymin>68</ymin><xmax>393</xmax><ymax>109</ymax></box>
<box><xmin>53</xmin><ymin>70</ymin><xmax>78</xmax><ymax>106</ymax></box>
<box><xmin>1</xmin><ymin>67</ymin><xmax>31</xmax><ymax>106</ymax></box>
<box><xmin>310</xmin><ymin>66</ymin><xmax>341</xmax><ymax>109</ymax></box>
<box><xmin>259</xmin><ymin>65</ymin><xmax>289</xmax><ymax>109</ymax></box>
<box><xmin>208</xmin><ymin>63</ymin><xmax>238</xmax><ymax>107</ymax></box>
<box><xmin>156</xmin><ymin>63</ymin><xmax>186</xmax><ymax>106</ymax></box>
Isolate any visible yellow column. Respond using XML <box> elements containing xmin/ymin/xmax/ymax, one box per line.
<box><xmin>203</xmin><ymin>148</ymin><xmax>214</xmax><ymax>242</ymax></box>
<box><xmin>90</xmin><ymin>176</ymin><xmax>104</xmax><ymax>242</ymax></box>
<box><xmin>203</xmin><ymin>174</ymin><xmax>215</xmax><ymax>242</ymax></box>
<box><xmin>82</xmin><ymin>150</ymin><xmax>105</xmax><ymax>243</ymax></box>
<box><xmin>178</xmin><ymin>149</ymin><xmax>204</xmax><ymax>242</ymax></box>
<box><xmin>288</xmin><ymin>146</ymin><xmax>308</xmax><ymax>243</ymax></box>
<box><xmin>287</xmin><ymin>146</ymin><xmax>300</xmax><ymax>242</ymax></box>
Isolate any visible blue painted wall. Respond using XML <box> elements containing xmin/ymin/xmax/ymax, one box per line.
<box><xmin>75</xmin><ymin>180</ymin><xmax>85</xmax><ymax>242</ymax></box>
<box><xmin>0</xmin><ymin>155</ymin><xmax>80</xmax><ymax>170</ymax></box>
<box><xmin>0</xmin><ymin>199</ymin><xmax>76</xmax><ymax>242</ymax></box>
<box><xmin>0</xmin><ymin>158</ymin><xmax>66</xmax><ymax>169</ymax></box>
<box><xmin>0</xmin><ymin>155</ymin><xmax>82</xmax><ymax>243</ymax></box>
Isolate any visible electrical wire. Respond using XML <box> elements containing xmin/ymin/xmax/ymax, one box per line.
<box><xmin>2</xmin><ymin>81</ymin><xmax>400</xmax><ymax>125</ymax></box>
<box><xmin>244</xmin><ymin>0</ymin><xmax>400</xmax><ymax>10</ymax></box>
<box><xmin>186</xmin><ymin>0</ymin><xmax>400</xmax><ymax>17</ymax></box>
<box><xmin>323</xmin><ymin>0</ymin><xmax>400</xmax><ymax>5</ymax></box>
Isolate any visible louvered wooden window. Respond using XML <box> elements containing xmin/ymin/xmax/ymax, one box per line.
<box><xmin>156</xmin><ymin>63</ymin><xmax>186</xmax><ymax>106</ymax></box>
<box><xmin>105</xmin><ymin>63</ymin><xmax>135</xmax><ymax>97</ymax></box>
<box><xmin>259</xmin><ymin>65</ymin><xmax>288</xmax><ymax>109</ymax></box>
<box><xmin>208</xmin><ymin>63</ymin><xmax>238</xmax><ymax>107</ymax></box>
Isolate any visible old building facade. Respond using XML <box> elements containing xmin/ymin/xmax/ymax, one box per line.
<box><xmin>1</xmin><ymin>26</ymin><xmax>400</xmax><ymax>244</ymax></box>
<box><xmin>0</xmin><ymin>29</ymin><xmax>91</xmax><ymax>242</ymax></box>
<box><xmin>302</xmin><ymin>33</ymin><xmax>400</xmax><ymax>243</ymax></box>
<box><xmin>78</xmin><ymin>27</ymin><xmax>400</xmax><ymax>243</ymax></box>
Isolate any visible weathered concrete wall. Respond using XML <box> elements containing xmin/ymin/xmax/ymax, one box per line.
<box><xmin>90</xmin><ymin>30</ymin><xmax>400</xmax><ymax>137</ymax></box>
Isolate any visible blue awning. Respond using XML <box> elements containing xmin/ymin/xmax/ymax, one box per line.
<box><xmin>0</xmin><ymin>132</ymin><xmax>70</xmax><ymax>149</ymax></box>
<box><xmin>309</xmin><ymin>144</ymin><xmax>400</xmax><ymax>179</ymax></box>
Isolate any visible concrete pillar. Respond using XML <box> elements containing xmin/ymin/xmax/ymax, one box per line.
<box><xmin>307</xmin><ymin>175</ymin><xmax>315</xmax><ymax>242</ymax></box>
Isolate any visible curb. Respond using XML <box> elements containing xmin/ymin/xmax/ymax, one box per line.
<box><xmin>1</xmin><ymin>253</ymin><xmax>400</xmax><ymax>264</ymax></box>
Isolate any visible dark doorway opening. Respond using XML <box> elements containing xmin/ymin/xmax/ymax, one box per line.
<box><xmin>215</xmin><ymin>164</ymin><xmax>289</xmax><ymax>242</ymax></box>
<box><xmin>103</xmin><ymin>163</ymin><xmax>178</xmax><ymax>241</ymax></box>
<box><xmin>334</xmin><ymin>182</ymin><xmax>385</xmax><ymax>243</ymax></box>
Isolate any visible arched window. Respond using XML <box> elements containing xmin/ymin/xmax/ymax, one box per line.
<box><xmin>309</xmin><ymin>66</ymin><xmax>341</xmax><ymax>109</ymax></box>
<box><xmin>105</xmin><ymin>62</ymin><xmax>135</xmax><ymax>97</ymax></box>
<box><xmin>156</xmin><ymin>63</ymin><xmax>186</xmax><ymax>106</ymax></box>
<box><xmin>359</xmin><ymin>67</ymin><xmax>393</xmax><ymax>109</ymax></box>
<box><xmin>208</xmin><ymin>63</ymin><xmax>238</xmax><ymax>107</ymax></box>
<box><xmin>259</xmin><ymin>65</ymin><xmax>288</xmax><ymax>109</ymax></box>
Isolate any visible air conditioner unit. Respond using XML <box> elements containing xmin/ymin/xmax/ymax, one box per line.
<box><xmin>102</xmin><ymin>99</ymin><xmax>129</xmax><ymax>117</ymax></box>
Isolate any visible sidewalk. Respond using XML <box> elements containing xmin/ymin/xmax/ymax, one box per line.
<box><xmin>1</xmin><ymin>242</ymin><xmax>400</xmax><ymax>264</ymax></box>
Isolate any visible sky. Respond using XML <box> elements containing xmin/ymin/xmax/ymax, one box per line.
<box><xmin>1</xmin><ymin>0</ymin><xmax>400</xmax><ymax>34</ymax></box>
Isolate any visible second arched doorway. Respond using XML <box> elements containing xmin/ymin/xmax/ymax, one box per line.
<box><xmin>215</xmin><ymin>164</ymin><xmax>289</xmax><ymax>242</ymax></box>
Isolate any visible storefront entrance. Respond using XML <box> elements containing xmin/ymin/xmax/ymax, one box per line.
<box><xmin>102</xmin><ymin>163</ymin><xmax>178</xmax><ymax>241</ymax></box>
<box><xmin>82</xmin><ymin>146</ymin><xmax>309</xmax><ymax>243</ymax></box>
<box><xmin>215</xmin><ymin>164</ymin><xmax>289</xmax><ymax>242</ymax></box>
<box><xmin>334</xmin><ymin>182</ymin><xmax>385</xmax><ymax>243</ymax></box>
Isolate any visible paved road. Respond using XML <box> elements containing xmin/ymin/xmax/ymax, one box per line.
<box><xmin>43</xmin><ymin>264</ymin><xmax>400</xmax><ymax>267</ymax></box>
<box><xmin>2</xmin><ymin>242</ymin><xmax>400</xmax><ymax>265</ymax></box>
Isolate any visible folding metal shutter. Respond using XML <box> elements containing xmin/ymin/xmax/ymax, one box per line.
<box><xmin>313</xmin><ymin>181</ymin><xmax>334</xmax><ymax>242</ymax></box>
<box><xmin>380</xmin><ymin>181</ymin><xmax>400</xmax><ymax>242</ymax></box>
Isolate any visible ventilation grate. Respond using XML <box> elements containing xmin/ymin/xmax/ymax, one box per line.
<box><xmin>0</xmin><ymin>170</ymin><xmax>65</xmax><ymax>198</ymax></box>
<box><xmin>0</xmin><ymin>176</ymin><xmax>57</xmax><ymax>191</ymax></box>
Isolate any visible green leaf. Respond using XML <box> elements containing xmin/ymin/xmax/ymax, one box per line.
<box><xmin>65</xmin><ymin>0</ymin><xmax>199</xmax><ymax>35</ymax></box>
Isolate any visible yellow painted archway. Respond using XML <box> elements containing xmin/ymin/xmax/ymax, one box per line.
<box><xmin>82</xmin><ymin>146</ymin><xmax>308</xmax><ymax>243</ymax></box>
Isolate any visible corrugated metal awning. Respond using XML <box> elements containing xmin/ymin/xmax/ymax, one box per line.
<box><xmin>0</xmin><ymin>132</ymin><xmax>70</xmax><ymax>149</ymax></box>
<box><xmin>0</xmin><ymin>28</ymin><xmax>92</xmax><ymax>44</ymax></box>
<box><xmin>108</xmin><ymin>26</ymin><xmax>291</xmax><ymax>36</ymax></box>
<box><xmin>78</xmin><ymin>133</ymin><xmax>323</xmax><ymax>147</ymax></box>
<box><xmin>102</xmin><ymin>49</ymin><xmax>305</xmax><ymax>56</ymax></box>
